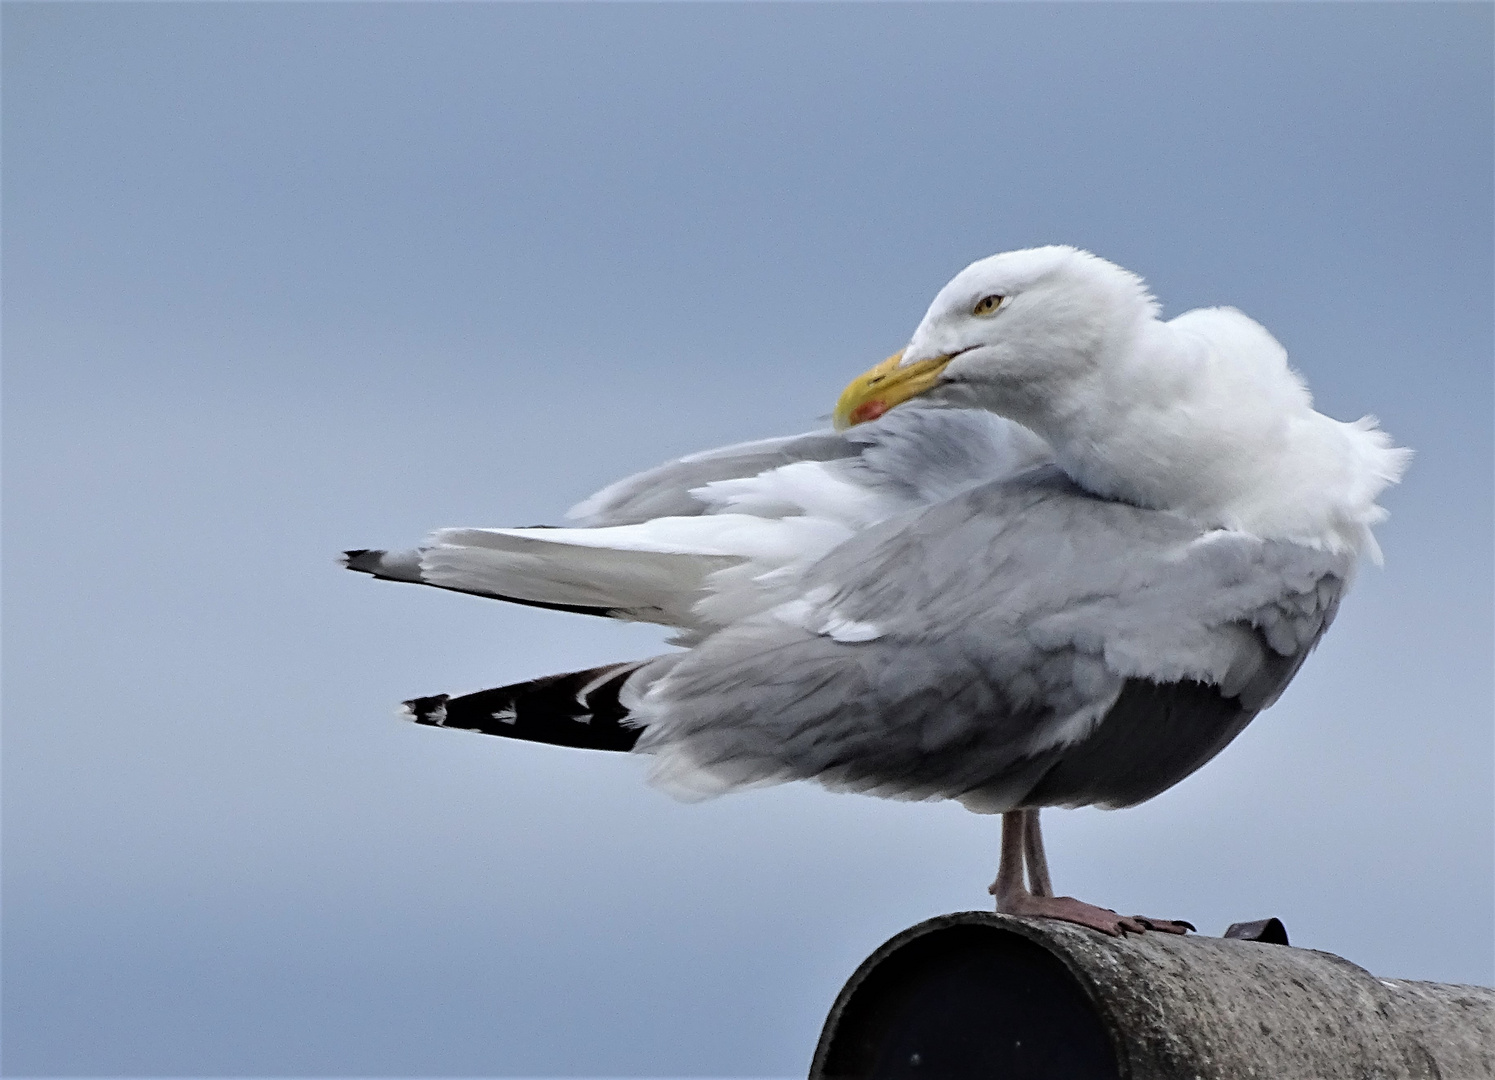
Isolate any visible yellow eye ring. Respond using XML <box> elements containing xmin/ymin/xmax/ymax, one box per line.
<box><xmin>972</xmin><ymin>294</ymin><xmax>1004</xmax><ymax>317</ymax></box>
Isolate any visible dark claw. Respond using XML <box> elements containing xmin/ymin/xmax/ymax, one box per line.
<box><xmin>1132</xmin><ymin>916</ymin><xmax>1194</xmax><ymax>934</ymax></box>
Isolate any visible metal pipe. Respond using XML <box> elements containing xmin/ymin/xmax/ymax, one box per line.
<box><xmin>810</xmin><ymin>912</ymin><xmax>1494</xmax><ymax>1079</ymax></box>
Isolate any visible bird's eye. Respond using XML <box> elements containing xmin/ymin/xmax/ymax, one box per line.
<box><xmin>972</xmin><ymin>294</ymin><xmax>1004</xmax><ymax>317</ymax></box>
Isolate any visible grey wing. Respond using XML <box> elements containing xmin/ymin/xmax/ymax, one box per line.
<box><xmin>629</xmin><ymin>466</ymin><xmax>1350</xmax><ymax>811</ymax></box>
<box><xmin>345</xmin><ymin>430</ymin><xmax>863</xmax><ymax>610</ymax></box>
<box><xmin>565</xmin><ymin>430</ymin><xmax>860</xmax><ymax>526</ymax></box>
<box><xmin>567</xmin><ymin>407</ymin><xmax>1052</xmax><ymax>526</ymax></box>
<box><xmin>347</xmin><ymin>410</ymin><xmax>1052</xmax><ymax>629</ymax></box>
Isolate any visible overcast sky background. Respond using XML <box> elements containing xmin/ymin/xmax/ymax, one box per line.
<box><xmin>4</xmin><ymin>4</ymin><xmax>1492</xmax><ymax>1077</ymax></box>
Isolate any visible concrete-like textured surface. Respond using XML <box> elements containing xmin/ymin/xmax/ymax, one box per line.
<box><xmin>814</xmin><ymin>912</ymin><xmax>1495</xmax><ymax>1079</ymax></box>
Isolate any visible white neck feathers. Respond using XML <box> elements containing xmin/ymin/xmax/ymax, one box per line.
<box><xmin>1031</xmin><ymin>307</ymin><xmax>1410</xmax><ymax>558</ymax></box>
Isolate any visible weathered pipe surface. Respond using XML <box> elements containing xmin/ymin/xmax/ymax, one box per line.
<box><xmin>810</xmin><ymin>911</ymin><xmax>1494</xmax><ymax>1080</ymax></box>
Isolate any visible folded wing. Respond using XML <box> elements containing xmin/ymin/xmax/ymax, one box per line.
<box><xmin>629</xmin><ymin>466</ymin><xmax>1350</xmax><ymax>811</ymax></box>
<box><xmin>346</xmin><ymin>408</ymin><xmax>1051</xmax><ymax>639</ymax></box>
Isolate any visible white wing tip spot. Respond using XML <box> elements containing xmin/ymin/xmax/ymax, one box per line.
<box><xmin>399</xmin><ymin>700</ymin><xmax>447</xmax><ymax>726</ymax></box>
<box><xmin>819</xmin><ymin>615</ymin><xmax>884</xmax><ymax>643</ymax></box>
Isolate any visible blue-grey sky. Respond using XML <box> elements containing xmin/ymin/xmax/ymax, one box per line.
<box><xmin>4</xmin><ymin>3</ymin><xmax>1491</xmax><ymax>1076</ymax></box>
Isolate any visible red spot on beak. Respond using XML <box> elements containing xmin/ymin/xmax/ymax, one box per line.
<box><xmin>850</xmin><ymin>400</ymin><xmax>889</xmax><ymax>425</ymax></box>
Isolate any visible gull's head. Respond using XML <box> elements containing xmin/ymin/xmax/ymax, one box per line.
<box><xmin>834</xmin><ymin>247</ymin><xmax>1158</xmax><ymax>430</ymax></box>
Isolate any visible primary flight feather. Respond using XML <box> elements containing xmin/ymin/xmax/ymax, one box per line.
<box><xmin>346</xmin><ymin>246</ymin><xmax>1408</xmax><ymax>934</ymax></box>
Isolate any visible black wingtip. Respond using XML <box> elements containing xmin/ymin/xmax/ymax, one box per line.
<box><xmin>401</xmin><ymin>693</ymin><xmax>450</xmax><ymax>726</ymax></box>
<box><xmin>396</xmin><ymin>663</ymin><xmax>645</xmax><ymax>751</ymax></box>
<box><xmin>343</xmin><ymin>548</ymin><xmax>384</xmax><ymax>574</ymax></box>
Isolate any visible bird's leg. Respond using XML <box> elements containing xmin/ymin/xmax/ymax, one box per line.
<box><xmin>990</xmin><ymin>809</ymin><xmax>1029</xmax><ymax>903</ymax></box>
<box><xmin>989</xmin><ymin>809</ymin><xmax>1193</xmax><ymax>937</ymax></box>
<box><xmin>1022</xmin><ymin>808</ymin><xmax>1053</xmax><ymax>897</ymax></box>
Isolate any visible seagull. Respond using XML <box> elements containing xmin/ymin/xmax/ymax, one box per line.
<box><xmin>346</xmin><ymin>247</ymin><xmax>1409</xmax><ymax>935</ymax></box>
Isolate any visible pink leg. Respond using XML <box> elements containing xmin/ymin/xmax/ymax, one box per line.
<box><xmin>1022</xmin><ymin>808</ymin><xmax>1053</xmax><ymax>897</ymax></box>
<box><xmin>988</xmin><ymin>809</ymin><xmax>1193</xmax><ymax>937</ymax></box>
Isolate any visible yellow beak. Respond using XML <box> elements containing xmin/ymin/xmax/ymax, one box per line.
<box><xmin>833</xmin><ymin>350</ymin><xmax>954</xmax><ymax>430</ymax></box>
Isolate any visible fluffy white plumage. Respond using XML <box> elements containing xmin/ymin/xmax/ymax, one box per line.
<box><xmin>901</xmin><ymin>248</ymin><xmax>1408</xmax><ymax>555</ymax></box>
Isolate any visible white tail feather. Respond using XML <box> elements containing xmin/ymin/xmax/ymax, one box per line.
<box><xmin>420</xmin><ymin>527</ymin><xmax>739</xmax><ymax>626</ymax></box>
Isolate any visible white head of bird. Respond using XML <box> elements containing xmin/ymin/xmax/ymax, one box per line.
<box><xmin>834</xmin><ymin>246</ymin><xmax>1409</xmax><ymax>556</ymax></box>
